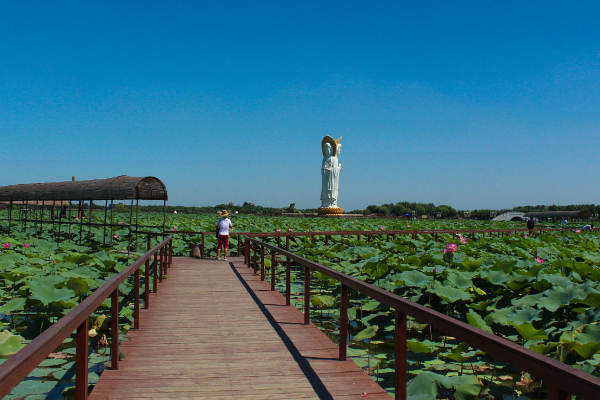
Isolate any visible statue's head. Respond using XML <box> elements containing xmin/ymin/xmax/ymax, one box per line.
<box><xmin>336</xmin><ymin>143</ymin><xmax>342</xmax><ymax>156</ymax></box>
<box><xmin>324</xmin><ymin>143</ymin><xmax>332</xmax><ymax>156</ymax></box>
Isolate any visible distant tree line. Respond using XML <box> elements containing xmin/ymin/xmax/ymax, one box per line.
<box><xmin>64</xmin><ymin>201</ymin><xmax>600</xmax><ymax>220</ymax></box>
<box><xmin>362</xmin><ymin>203</ymin><xmax>600</xmax><ymax>219</ymax></box>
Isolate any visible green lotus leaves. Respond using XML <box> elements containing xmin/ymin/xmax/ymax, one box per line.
<box><xmin>430</xmin><ymin>282</ymin><xmax>474</xmax><ymax>303</ymax></box>
<box><xmin>513</xmin><ymin>323</ymin><xmax>548</xmax><ymax>341</ymax></box>
<box><xmin>0</xmin><ymin>331</ymin><xmax>25</xmax><ymax>355</ymax></box>
<box><xmin>480</xmin><ymin>269</ymin><xmax>510</xmax><ymax>285</ymax></box>
<box><xmin>396</xmin><ymin>271</ymin><xmax>432</xmax><ymax>288</ymax></box>
<box><xmin>353</xmin><ymin>325</ymin><xmax>378</xmax><ymax>341</ymax></box>
<box><xmin>538</xmin><ymin>285</ymin><xmax>587</xmax><ymax>312</ymax></box>
<box><xmin>407</xmin><ymin>371</ymin><xmax>481</xmax><ymax>400</ymax></box>
<box><xmin>29</xmin><ymin>285</ymin><xmax>75</xmax><ymax>305</ymax></box>
<box><xmin>505</xmin><ymin>307</ymin><xmax>542</xmax><ymax>325</ymax></box>
<box><xmin>466</xmin><ymin>309</ymin><xmax>493</xmax><ymax>333</ymax></box>
<box><xmin>0</xmin><ymin>298</ymin><xmax>26</xmax><ymax>314</ymax></box>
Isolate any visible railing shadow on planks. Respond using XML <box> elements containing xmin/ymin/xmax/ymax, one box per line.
<box><xmin>0</xmin><ymin>235</ymin><xmax>174</xmax><ymax>400</ymax></box>
<box><xmin>134</xmin><ymin>226</ymin><xmax>596</xmax><ymax>259</ymax></box>
<box><xmin>242</xmin><ymin>234</ymin><xmax>600</xmax><ymax>400</ymax></box>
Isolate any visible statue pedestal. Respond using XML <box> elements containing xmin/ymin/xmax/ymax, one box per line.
<box><xmin>318</xmin><ymin>207</ymin><xmax>344</xmax><ymax>216</ymax></box>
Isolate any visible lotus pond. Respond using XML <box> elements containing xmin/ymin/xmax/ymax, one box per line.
<box><xmin>0</xmin><ymin>212</ymin><xmax>598</xmax><ymax>399</ymax></box>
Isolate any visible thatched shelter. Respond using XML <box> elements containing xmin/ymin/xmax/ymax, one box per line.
<box><xmin>0</xmin><ymin>176</ymin><xmax>168</xmax><ymax>249</ymax></box>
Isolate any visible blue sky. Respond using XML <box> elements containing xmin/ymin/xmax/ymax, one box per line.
<box><xmin>1</xmin><ymin>1</ymin><xmax>599</xmax><ymax>211</ymax></box>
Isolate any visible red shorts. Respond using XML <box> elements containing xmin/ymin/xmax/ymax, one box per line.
<box><xmin>217</xmin><ymin>234</ymin><xmax>229</xmax><ymax>249</ymax></box>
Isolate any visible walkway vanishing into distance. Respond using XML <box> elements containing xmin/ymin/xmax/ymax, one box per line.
<box><xmin>90</xmin><ymin>257</ymin><xmax>389</xmax><ymax>399</ymax></box>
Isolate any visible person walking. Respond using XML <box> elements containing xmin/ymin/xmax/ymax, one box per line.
<box><xmin>216</xmin><ymin>210</ymin><xmax>232</xmax><ymax>260</ymax></box>
<box><xmin>526</xmin><ymin>217</ymin><xmax>535</xmax><ymax>236</ymax></box>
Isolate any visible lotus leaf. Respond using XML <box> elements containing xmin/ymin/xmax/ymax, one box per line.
<box><xmin>396</xmin><ymin>271</ymin><xmax>432</xmax><ymax>289</ymax></box>
<box><xmin>353</xmin><ymin>325</ymin><xmax>378</xmax><ymax>341</ymax></box>
<box><xmin>430</xmin><ymin>282</ymin><xmax>473</xmax><ymax>303</ymax></box>
<box><xmin>361</xmin><ymin>300</ymin><xmax>380</xmax><ymax>311</ymax></box>
<box><xmin>538</xmin><ymin>285</ymin><xmax>587</xmax><ymax>312</ymax></box>
<box><xmin>506</xmin><ymin>307</ymin><xmax>542</xmax><ymax>325</ymax></box>
<box><xmin>480</xmin><ymin>270</ymin><xmax>509</xmax><ymax>285</ymax></box>
<box><xmin>0</xmin><ymin>331</ymin><xmax>25</xmax><ymax>355</ymax></box>
<box><xmin>0</xmin><ymin>298</ymin><xmax>26</xmax><ymax>314</ymax></box>
<box><xmin>407</xmin><ymin>371</ymin><xmax>481</xmax><ymax>400</ymax></box>
<box><xmin>444</xmin><ymin>271</ymin><xmax>473</xmax><ymax>289</ymax></box>
<box><xmin>30</xmin><ymin>285</ymin><xmax>75</xmax><ymax>305</ymax></box>
<box><xmin>574</xmin><ymin>342</ymin><xmax>600</xmax><ymax>358</ymax></box>
<box><xmin>574</xmin><ymin>324</ymin><xmax>600</xmax><ymax>344</ymax></box>
<box><xmin>513</xmin><ymin>322</ymin><xmax>548</xmax><ymax>341</ymax></box>
<box><xmin>466</xmin><ymin>309</ymin><xmax>492</xmax><ymax>333</ymax></box>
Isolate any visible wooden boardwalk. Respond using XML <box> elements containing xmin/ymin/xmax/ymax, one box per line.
<box><xmin>90</xmin><ymin>257</ymin><xmax>390</xmax><ymax>399</ymax></box>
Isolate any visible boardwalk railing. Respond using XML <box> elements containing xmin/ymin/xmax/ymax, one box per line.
<box><xmin>243</xmin><ymin>235</ymin><xmax>600</xmax><ymax>400</ymax></box>
<box><xmin>135</xmin><ymin>226</ymin><xmax>596</xmax><ymax>259</ymax></box>
<box><xmin>0</xmin><ymin>236</ymin><xmax>174</xmax><ymax>400</ymax></box>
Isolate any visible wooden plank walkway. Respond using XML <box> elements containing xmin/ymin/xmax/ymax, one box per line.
<box><xmin>90</xmin><ymin>257</ymin><xmax>391</xmax><ymax>399</ymax></box>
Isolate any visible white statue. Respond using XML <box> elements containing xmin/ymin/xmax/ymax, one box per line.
<box><xmin>320</xmin><ymin>136</ymin><xmax>342</xmax><ymax>208</ymax></box>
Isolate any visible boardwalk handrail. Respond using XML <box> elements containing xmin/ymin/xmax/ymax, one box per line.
<box><xmin>0</xmin><ymin>235</ymin><xmax>174</xmax><ymax>400</ymax></box>
<box><xmin>243</xmin><ymin>235</ymin><xmax>600</xmax><ymax>400</ymax></box>
<box><xmin>132</xmin><ymin>226</ymin><xmax>597</xmax><ymax>260</ymax></box>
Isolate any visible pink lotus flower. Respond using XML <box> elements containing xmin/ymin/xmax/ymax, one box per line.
<box><xmin>23</xmin><ymin>243</ymin><xmax>30</xmax><ymax>248</ymax></box>
<box><xmin>276</xmin><ymin>229</ymin><xmax>281</xmax><ymax>232</ymax></box>
<box><xmin>172</xmin><ymin>228</ymin><xmax>177</xmax><ymax>231</ymax></box>
<box><xmin>535</xmin><ymin>257</ymin><xmax>545</xmax><ymax>264</ymax></box>
<box><xmin>53</xmin><ymin>260</ymin><xmax>56</xmax><ymax>264</ymax></box>
<box><xmin>75</xmin><ymin>217</ymin><xmax>79</xmax><ymax>220</ymax></box>
<box><xmin>575</xmin><ymin>230</ymin><xmax>581</xmax><ymax>233</ymax></box>
<box><xmin>113</xmin><ymin>235</ymin><xmax>119</xmax><ymax>239</ymax></box>
<box><xmin>380</xmin><ymin>226</ymin><xmax>385</xmax><ymax>230</ymax></box>
<box><xmin>407</xmin><ymin>225</ymin><xmax>411</xmax><ymax>228</ymax></box>
<box><xmin>460</xmin><ymin>237</ymin><xmax>468</xmax><ymax>245</ymax></box>
<box><xmin>3</xmin><ymin>243</ymin><xmax>10</xmax><ymax>249</ymax></box>
<box><xmin>288</xmin><ymin>229</ymin><xmax>293</xmax><ymax>232</ymax></box>
<box><xmin>118</xmin><ymin>222</ymin><xmax>124</xmax><ymax>225</ymax></box>
<box><xmin>443</xmin><ymin>243</ymin><xmax>458</xmax><ymax>254</ymax></box>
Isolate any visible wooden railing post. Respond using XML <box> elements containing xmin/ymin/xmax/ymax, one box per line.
<box><xmin>253</xmin><ymin>243</ymin><xmax>258</xmax><ymax>274</ymax></box>
<box><xmin>286</xmin><ymin>236</ymin><xmax>289</xmax><ymax>252</ymax></box>
<box><xmin>111</xmin><ymin>289</ymin><xmax>119</xmax><ymax>370</ymax></box>
<box><xmin>286</xmin><ymin>257</ymin><xmax>291</xmax><ymax>306</ymax></box>
<box><xmin>547</xmin><ymin>385</ymin><xmax>569</xmax><ymax>400</ymax></box>
<box><xmin>339</xmin><ymin>284</ymin><xmax>348</xmax><ymax>361</ymax></box>
<box><xmin>260</xmin><ymin>245</ymin><xmax>265</xmax><ymax>281</ymax></box>
<box><xmin>168</xmin><ymin>239</ymin><xmax>173</xmax><ymax>268</ymax></box>
<box><xmin>75</xmin><ymin>318</ymin><xmax>89</xmax><ymax>400</ymax></box>
<box><xmin>144</xmin><ymin>255</ymin><xmax>150</xmax><ymax>309</ymax></box>
<box><xmin>237</xmin><ymin>234</ymin><xmax>241</xmax><ymax>257</ymax></box>
<box><xmin>145</xmin><ymin>236</ymin><xmax>151</xmax><ymax>309</ymax></box>
<box><xmin>304</xmin><ymin>266</ymin><xmax>310</xmax><ymax>325</ymax></box>
<box><xmin>325</xmin><ymin>235</ymin><xmax>329</xmax><ymax>245</ymax></box>
<box><xmin>395</xmin><ymin>310</ymin><xmax>407</xmax><ymax>400</ymax></box>
<box><xmin>245</xmin><ymin>239</ymin><xmax>249</xmax><ymax>265</ymax></box>
<box><xmin>133</xmin><ymin>268</ymin><xmax>140</xmax><ymax>329</ymax></box>
<box><xmin>152</xmin><ymin>252</ymin><xmax>158</xmax><ymax>293</ymax></box>
<box><xmin>271</xmin><ymin>250</ymin><xmax>276</xmax><ymax>291</ymax></box>
<box><xmin>201</xmin><ymin>233</ymin><xmax>205</xmax><ymax>258</ymax></box>
<box><xmin>158</xmin><ymin>247</ymin><xmax>163</xmax><ymax>282</ymax></box>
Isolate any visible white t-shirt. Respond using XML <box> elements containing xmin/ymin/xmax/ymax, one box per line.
<box><xmin>217</xmin><ymin>218</ymin><xmax>232</xmax><ymax>236</ymax></box>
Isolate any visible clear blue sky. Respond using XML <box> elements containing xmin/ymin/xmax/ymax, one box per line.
<box><xmin>1</xmin><ymin>1</ymin><xmax>599</xmax><ymax>211</ymax></box>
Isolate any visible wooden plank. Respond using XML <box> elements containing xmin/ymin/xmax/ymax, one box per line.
<box><xmin>90</xmin><ymin>257</ymin><xmax>389</xmax><ymax>399</ymax></box>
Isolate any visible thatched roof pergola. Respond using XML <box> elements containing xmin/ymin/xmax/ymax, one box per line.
<box><xmin>0</xmin><ymin>176</ymin><xmax>167</xmax><ymax>202</ymax></box>
<box><xmin>523</xmin><ymin>211</ymin><xmax>592</xmax><ymax>219</ymax></box>
<box><xmin>0</xmin><ymin>176</ymin><xmax>169</xmax><ymax>250</ymax></box>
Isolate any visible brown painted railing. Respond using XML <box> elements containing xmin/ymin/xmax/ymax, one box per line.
<box><xmin>0</xmin><ymin>236</ymin><xmax>174</xmax><ymax>400</ymax></box>
<box><xmin>243</xmin><ymin>235</ymin><xmax>600</xmax><ymax>400</ymax></box>
<box><xmin>134</xmin><ymin>226</ymin><xmax>597</xmax><ymax>259</ymax></box>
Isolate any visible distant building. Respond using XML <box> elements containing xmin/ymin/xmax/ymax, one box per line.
<box><xmin>229</xmin><ymin>202</ymin><xmax>235</xmax><ymax>206</ymax></box>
